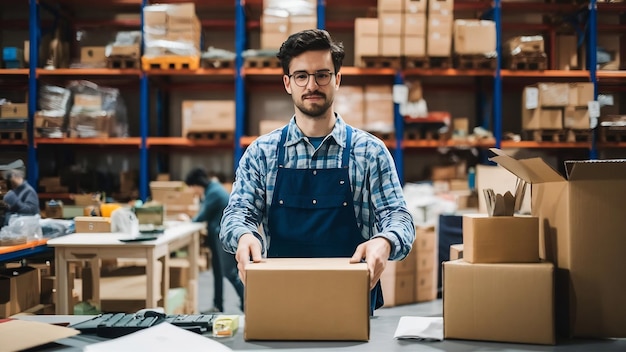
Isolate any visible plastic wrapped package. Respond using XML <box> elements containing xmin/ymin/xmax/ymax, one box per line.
<box><xmin>505</xmin><ymin>35</ymin><xmax>544</xmax><ymax>56</ymax></box>
<box><xmin>67</xmin><ymin>80</ymin><xmax>128</xmax><ymax>138</ymax></box>
<box><xmin>143</xmin><ymin>3</ymin><xmax>201</xmax><ymax>57</ymax></box>
<box><xmin>0</xmin><ymin>214</ymin><xmax>43</xmax><ymax>246</ymax></box>
<box><xmin>36</xmin><ymin>85</ymin><xmax>71</xmax><ymax>138</ymax></box>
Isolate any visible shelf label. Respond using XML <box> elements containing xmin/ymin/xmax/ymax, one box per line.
<box><xmin>524</xmin><ymin>87</ymin><xmax>539</xmax><ymax>110</ymax></box>
<box><xmin>588</xmin><ymin>100</ymin><xmax>600</xmax><ymax>129</ymax></box>
<box><xmin>393</xmin><ymin>84</ymin><xmax>408</xmax><ymax>104</ymax></box>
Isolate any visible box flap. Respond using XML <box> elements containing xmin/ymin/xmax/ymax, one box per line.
<box><xmin>0</xmin><ymin>319</ymin><xmax>79</xmax><ymax>351</ymax></box>
<box><xmin>565</xmin><ymin>159</ymin><xmax>626</xmax><ymax>181</ymax></box>
<box><xmin>489</xmin><ymin>148</ymin><xmax>565</xmax><ymax>183</ymax></box>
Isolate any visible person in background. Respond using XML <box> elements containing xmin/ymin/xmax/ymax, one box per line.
<box><xmin>184</xmin><ymin>167</ymin><xmax>244</xmax><ymax>313</ymax></box>
<box><xmin>2</xmin><ymin>168</ymin><xmax>39</xmax><ymax>226</ymax></box>
<box><xmin>219</xmin><ymin>29</ymin><xmax>416</xmax><ymax>314</ymax></box>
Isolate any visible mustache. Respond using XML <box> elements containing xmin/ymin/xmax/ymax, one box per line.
<box><xmin>302</xmin><ymin>92</ymin><xmax>325</xmax><ymax>99</ymax></box>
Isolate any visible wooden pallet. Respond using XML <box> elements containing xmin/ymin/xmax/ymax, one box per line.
<box><xmin>523</xmin><ymin>129</ymin><xmax>591</xmax><ymax>142</ymax></box>
<box><xmin>0</xmin><ymin>130</ymin><xmax>27</xmax><ymax>140</ymax></box>
<box><xmin>404</xmin><ymin>56</ymin><xmax>452</xmax><ymax>69</ymax></box>
<box><xmin>142</xmin><ymin>56</ymin><xmax>200</xmax><ymax>70</ymax></box>
<box><xmin>243</xmin><ymin>56</ymin><xmax>281</xmax><ymax>69</ymax></box>
<box><xmin>200</xmin><ymin>58</ymin><xmax>234</xmax><ymax>69</ymax></box>
<box><xmin>361</xmin><ymin>56</ymin><xmax>403</xmax><ymax>69</ymax></box>
<box><xmin>454</xmin><ymin>54</ymin><xmax>497</xmax><ymax>70</ymax></box>
<box><xmin>107</xmin><ymin>56</ymin><xmax>140</xmax><ymax>69</ymax></box>
<box><xmin>186</xmin><ymin>131</ymin><xmax>234</xmax><ymax>141</ymax></box>
<box><xmin>505</xmin><ymin>53</ymin><xmax>547</xmax><ymax>70</ymax></box>
<box><xmin>600</xmin><ymin>128</ymin><xmax>626</xmax><ymax>142</ymax></box>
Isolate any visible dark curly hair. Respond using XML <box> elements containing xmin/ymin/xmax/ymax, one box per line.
<box><xmin>277</xmin><ymin>29</ymin><xmax>345</xmax><ymax>75</ymax></box>
<box><xmin>184</xmin><ymin>167</ymin><xmax>210</xmax><ymax>188</ymax></box>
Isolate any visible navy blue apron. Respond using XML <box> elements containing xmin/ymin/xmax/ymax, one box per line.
<box><xmin>267</xmin><ymin>126</ymin><xmax>384</xmax><ymax>314</ymax></box>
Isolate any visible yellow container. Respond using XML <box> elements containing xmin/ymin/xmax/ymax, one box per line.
<box><xmin>100</xmin><ymin>203</ymin><xmax>122</xmax><ymax>218</ymax></box>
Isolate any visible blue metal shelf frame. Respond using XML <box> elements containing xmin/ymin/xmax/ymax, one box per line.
<box><xmin>139</xmin><ymin>0</ymin><xmax>149</xmax><ymax>201</ymax></box>
<box><xmin>234</xmin><ymin>0</ymin><xmax>247</xmax><ymax>170</ymax></box>
<box><xmin>588</xmin><ymin>0</ymin><xmax>598</xmax><ymax>160</ymax></box>
<box><xmin>493</xmin><ymin>0</ymin><xmax>502</xmax><ymax>150</ymax></box>
<box><xmin>27</xmin><ymin>0</ymin><xmax>39</xmax><ymax>186</ymax></box>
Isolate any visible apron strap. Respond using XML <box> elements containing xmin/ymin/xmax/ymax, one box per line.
<box><xmin>277</xmin><ymin>126</ymin><xmax>289</xmax><ymax>167</ymax></box>
<box><xmin>342</xmin><ymin>126</ymin><xmax>352</xmax><ymax>168</ymax></box>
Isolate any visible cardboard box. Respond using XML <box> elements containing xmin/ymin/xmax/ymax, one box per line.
<box><xmin>428</xmin><ymin>0</ymin><xmax>453</xmax><ymax>13</ymax></box>
<box><xmin>381</xmin><ymin>264</ymin><xmax>415</xmax><ymax>307</ymax></box>
<box><xmin>537</xmin><ymin>83</ymin><xmax>570</xmax><ymax>107</ymax></box>
<box><xmin>0</xmin><ymin>266</ymin><xmax>40</xmax><ymax>318</ymax></box>
<box><xmin>404</xmin><ymin>13</ymin><xmax>426</xmax><ymax>36</ymax></box>
<box><xmin>403</xmin><ymin>35</ymin><xmax>426</xmax><ymax>56</ymax></box>
<box><xmin>1</xmin><ymin>103</ymin><xmax>28</xmax><ymax>119</ymax></box>
<box><xmin>181</xmin><ymin>100</ymin><xmax>235</xmax><ymax>136</ymax></box>
<box><xmin>405</xmin><ymin>0</ymin><xmax>427</xmax><ymax>13</ymax></box>
<box><xmin>244</xmin><ymin>258</ymin><xmax>369</xmax><ymax>341</ymax></box>
<box><xmin>568</xmin><ymin>82</ymin><xmax>594</xmax><ymax>107</ymax></box>
<box><xmin>80</xmin><ymin>46</ymin><xmax>106</xmax><ymax>64</ymax></box>
<box><xmin>378</xmin><ymin>0</ymin><xmax>404</xmax><ymax>12</ymax></box>
<box><xmin>427</xmin><ymin>31</ymin><xmax>452</xmax><ymax>57</ymax></box>
<box><xmin>380</xmin><ymin>35</ymin><xmax>402</xmax><ymax>57</ymax></box>
<box><xmin>563</xmin><ymin>106</ymin><xmax>589</xmax><ymax>130</ymax></box>
<box><xmin>333</xmin><ymin>86</ymin><xmax>364</xmax><ymax>128</ymax></box>
<box><xmin>414</xmin><ymin>226</ymin><xmax>437</xmax><ymax>302</ymax></box>
<box><xmin>363</xmin><ymin>85</ymin><xmax>394</xmax><ymax>132</ymax></box>
<box><xmin>463</xmin><ymin>214</ymin><xmax>539</xmax><ymax>263</ymax></box>
<box><xmin>354</xmin><ymin>18</ymin><xmax>379</xmax><ymax>66</ymax></box>
<box><xmin>489</xmin><ymin>148</ymin><xmax>626</xmax><ymax>338</ymax></box>
<box><xmin>450</xmin><ymin>243</ymin><xmax>463</xmax><ymax>260</ymax></box>
<box><xmin>522</xmin><ymin>107</ymin><xmax>563</xmax><ymax>130</ymax></box>
<box><xmin>453</xmin><ymin>20</ymin><xmax>496</xmax><ymax>55</ymax></box>
<box><xmin>379</xmin><ymin>13</ymin><xmax>403</xmax><ymax>36</ymax></box>
<box><xmin>443</xmin><ymin>260</ymin><xmax>555</xmax><ymax>345</ymax></box>
<box><xmin>74</xmin><ymin>216</ymin><xmax>111</xmax><ymax>233</ymax></box>
<box><xmin>556</xmin><ymin>35</ymin><xmax>579</xmax><ymax>70</ymax></box>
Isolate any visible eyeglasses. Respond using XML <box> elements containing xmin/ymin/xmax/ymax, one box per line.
<box><xmin>287</xmin><ymin>70</ymin><xmax>334</xmax><ymax>87</ymax></box>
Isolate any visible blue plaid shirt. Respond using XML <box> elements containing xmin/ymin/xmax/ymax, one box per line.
<box><xmin>219</xmin><ymin>115</ymin><xmax>415</xmax><ymax>260</ymax></box>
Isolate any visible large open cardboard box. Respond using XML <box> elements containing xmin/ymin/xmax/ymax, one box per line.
<box><xmin>489</xmin><ymin>148</ymin><xmax>626</xmax><ymax>338</ymax></box>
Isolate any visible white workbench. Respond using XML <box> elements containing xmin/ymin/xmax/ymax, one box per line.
<box><xmin>47</xmin><ymin>221</ymin><xmax>204</xmax><ymax>315</ymax></box>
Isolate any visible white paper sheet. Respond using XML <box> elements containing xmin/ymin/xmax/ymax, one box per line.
<box><xmin>393</xmin><ymin>316</ymin><xmax>444</xmax><ymax>341</ymax></box>
<box><xmin>84</xmin><ymin>322</ymin><xmax>233</xmax><ymax>352</ymax></box>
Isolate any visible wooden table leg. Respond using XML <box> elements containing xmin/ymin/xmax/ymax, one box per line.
<box><xmin>54</xmin><ymin>249</ymin><xmax>70</xmax><ymax>315</ymax></box>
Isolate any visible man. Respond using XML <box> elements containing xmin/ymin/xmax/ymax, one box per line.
<box><xmin>184</xmin><ymin>168</ymin><xmax>244</xmax><ymax>313</ymax></box>
<box><xmin>220</xmin><ymin>29</ymin><xmax>415</xmax><ymax>312</ymax></box>
<box><xmin>2</xmin><ymin>167</ymin><xmax>39</xmax><ymax>226</ymax></box>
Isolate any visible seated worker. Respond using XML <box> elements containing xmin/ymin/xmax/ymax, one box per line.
<box><xmin>219</xmin><ymin>29</ymin><xmax>416</xmax><ymax>314</ymax></box>
<box><xmin>184</xmin><ymin>168</ymin><xmax>244</xmax><ymax>313</ymax></box>
<box><xmin>2</xmin><ymin>167</ymin><xmax>39</xmax><ymax>226</ymax></box>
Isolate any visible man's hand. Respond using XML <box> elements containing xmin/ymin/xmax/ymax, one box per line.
<box><xmin>350</xmin><ymin>237</ymin><xmax>392</xmax><ymax>290</ymax></box>
<box><xmin>235</xmin><ymin>233</ymin><xmax>263</xmax><ymax>283</ymax></box>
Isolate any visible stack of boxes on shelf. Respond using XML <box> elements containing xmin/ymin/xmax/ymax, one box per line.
<box><xmin>354</xmin><ymin>0</ymin><xmax>456</xmax><ymax>67</ymax></box>
<box><xmin>181</xmin><ymin>100</ymin><xmax>235</xmax><ymax>139</ymax></box>
<box><xmin>380</xmin><ymin>226</ymin><xmax>438</xmax><ymax>307</ymax></box>
<box><xmin>332</xmin><ymin>85</ymin><xmax>394</xmax><ymax>135</ymax></box>
<box><xmin>521</xmin><ymin>82</ymin><xmax>594</xmax><ymax>136</ymax></box>
<box><xmin>260</xmin><ymin>0</ymin><xmax>317</xmax><ymax>50</ymax></box>
<box><xmin>142</xmin><ymin>3</ymin><xmax>201</xmax><ymax>69</ymax></box>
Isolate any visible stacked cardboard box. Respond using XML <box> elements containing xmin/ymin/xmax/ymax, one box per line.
<box><xmin>377</xmin><ymin>0</ymin><xmax>428</xmax><ymax>57</ymax></box>
<box><xmin>379</xmin><ymin>226</ymin><xmax>437</xmax><ymax>307</ymax></box>
<box><xmin>363</xmin><ymin>85</ymin><xmax>394</xmax><ymax>133</ymax></box>
<box><xmin>181</xmin><ymin>100</ymin><xmax>235</xmax><ymax>137</ymax></box>
<box><xmin>490</xmin><ymin>148</ymin><xmax>626</xmax><ymax>338</ymax></box>
<box><xmin>522</xmin><ymin>82</ymin><xmax>594</xmax><ymax>130</ymax></box>
<box><xmin>333</xmin><ymin>86</ymin><xmax>364</xmax><ymax>129</ymax></box>
<box><xmin>143</xmin><ymin>3</ymin><xmax>201</xmax><ymax>58</ymax></box>
<box><xmin>453</xmin><ymin>19</ymin><xmax>496</xmax><ymax>55</ymax></box>
<box><xmin>149</xmin><ymin>181</ymin><xmax>198</xmax><ymax>218</ymax></box>
<box><xmin>444</xmin><ymin>214</ymin><xmax>555</xmax><ymax>345</ymax></box>
<box><xmin>354</xmin><ymin>18</ymin><xmax>379</xmax><ymax>67</ymax></box>
<box><xmin>260</xmin><ymin>0</ymin><xmax>317</xmax><ymax>50</ymax></box>
<box><xmin>427</xmin><ymin>0</ymin><xmax>453</xmax><ymax>57</ymax></box>
<box><xmin>0</xmin><ymin>266</ymin><xmax>40</xmax><ymax>318</ymax></box>
<box><xmin>414</xmin><ymin>226</ymin><xmax>438</xmax><ymax>302</ymax></box>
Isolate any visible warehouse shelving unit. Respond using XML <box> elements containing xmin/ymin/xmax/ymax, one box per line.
<box><xmin>4</xmin><ymin>0</ymin><xmax>623</xmax><ymax>200</ymax></box>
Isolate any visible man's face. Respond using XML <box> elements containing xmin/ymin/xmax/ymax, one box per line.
<box><xmin>283</xmin><ymin>50</ymin><xmax>341</xmax><ymax>118</ymax></box>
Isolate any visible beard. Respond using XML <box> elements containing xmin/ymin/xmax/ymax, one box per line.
<box><xmin>294</xmin><ymin>91</ymin><xmax>333</xmax><ymax>118</ymax></box>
